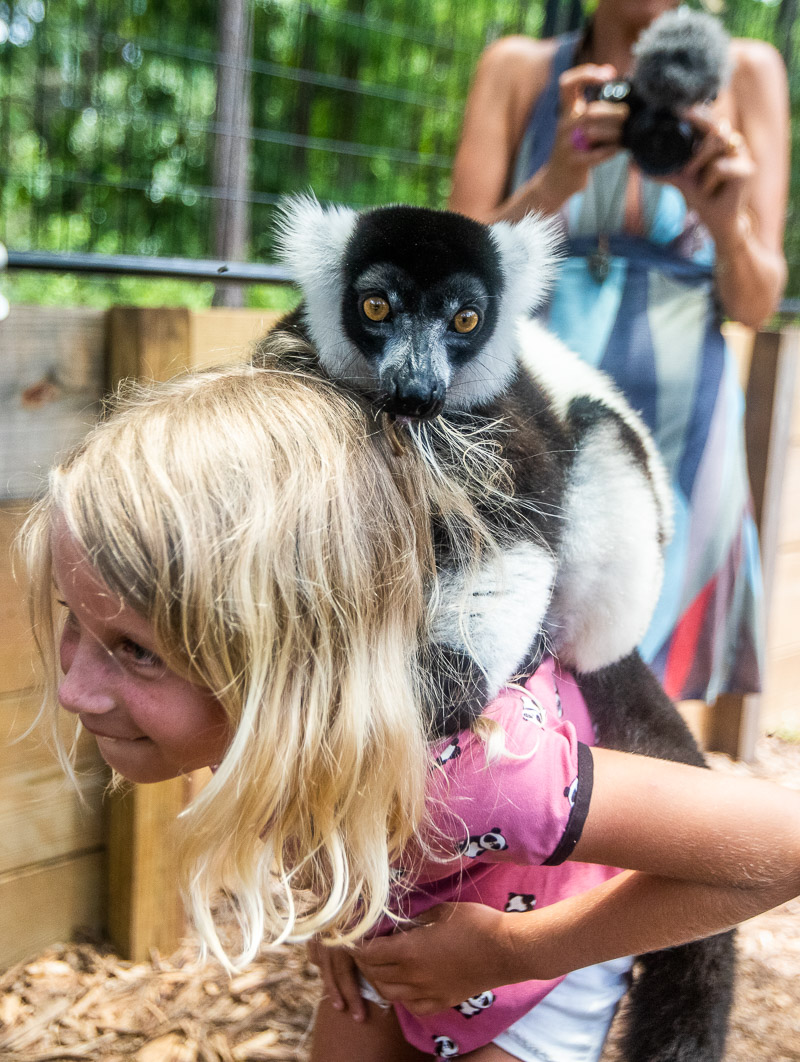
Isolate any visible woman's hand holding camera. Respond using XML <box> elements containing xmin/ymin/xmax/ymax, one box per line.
<box><xmin>669</xmin><ymin>108</ymin><xmax>756</xmax><ymax>254</ymax></box>
<box><xmin>535</xmin><ymin>64</ymin><xmax>627</xmax><ymax>209</ymax></box>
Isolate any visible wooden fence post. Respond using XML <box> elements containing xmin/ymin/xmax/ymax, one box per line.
<box><xmin>103</xmin><ymin>306</ymin><xmax>278</xmax><ymax>960</ymax></box>
<box><xmin>106</xmin><ymin>307</ymin><xmax>195</xmax><ymax>961</ymax></box>
<box><xmin>707</xmin><ymin>328</ymin><xmax>800</xmax><ymax>761</ymax></box>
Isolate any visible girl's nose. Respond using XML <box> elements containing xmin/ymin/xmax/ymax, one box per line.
<box><xmin>58</xmin><ymin>636</ymin><xmax>116</xmax><ymax>717</ymax></box>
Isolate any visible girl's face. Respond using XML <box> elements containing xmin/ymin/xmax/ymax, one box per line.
<box><xmin>52</xmin><ymin>522</ymin><xmax>231</xmax><ymax>783</ymax></box>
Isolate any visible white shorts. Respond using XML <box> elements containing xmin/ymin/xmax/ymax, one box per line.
<box><xmin>360</xmin><ymin>955</ymin><xmax>632</xmax><ymax>1061</ymax></box>
<box><xmin>492</xmin><ymin>956</ymin><xmax>633</xmax><ymax>1062</ymax></box>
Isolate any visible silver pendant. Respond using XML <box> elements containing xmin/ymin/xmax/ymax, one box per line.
<box><xmin>588</xmin><ymin>236</ymin><xmax>611</xmax><ymax>283</ymax></box>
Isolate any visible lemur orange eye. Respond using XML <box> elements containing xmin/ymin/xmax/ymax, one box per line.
<box><xmin>453</xmin><ymin>308</ymin><xmax>480</xmax><ymax>334</ymax></box>
<box><xmin>363</xmin><ymin>296</ymin><xmax>390</xmax><ymax>322</ymax></box>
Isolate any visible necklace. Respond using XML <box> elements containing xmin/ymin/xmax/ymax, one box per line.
<box><xmin>588</xmin><ymin>234</ymin><xmax>611</xmax><ymax>284</ymax></box>
<box><xmin>583</xmin><ymin>153</ymin><xmax>631</xmax><ymax>284</ymax></box>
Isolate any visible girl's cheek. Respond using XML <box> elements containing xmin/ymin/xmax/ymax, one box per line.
<box><xmin>59</xmin><ymin>625</ymin><xmax>78</xmax><ymax>674</ymax></box>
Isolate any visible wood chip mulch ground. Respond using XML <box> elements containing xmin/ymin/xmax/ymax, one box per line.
<box><xmin>1</xmin><ymin>736</ymin><xmax>798</xmax><ymax>1062</ymax></box>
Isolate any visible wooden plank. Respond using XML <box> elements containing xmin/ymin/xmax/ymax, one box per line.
<box><xmin>760</xmin><ymin>543</ymin><xmax>800</xmax><ymax>736</ymax></box>
<box><xmin>107</xmin><ymin>778</ymin><xmax>187</xmax><ymax>962</ymax></box>
<box><xmin>103</xmin><ymin>307</ymin><xmax>283</xmax><ymax>962</ymax></box>
<box><xmin>0</xmin><ymin>851</ymin><xmax>105</xmax><ymax>968</ymax></box>
<box><xmin>722</xmin><ymin>322</ymin><xmax>755</xmax><ymax>390</ymax></box>
<box><xmin>190</xmin><ymin>309</ymin><xmax>281</xmax><ymax>370</ymax></box>
<box><xmin>107</xmin><ymin>307</ymin><xmax>192</xmax><ymax>385</ymax></box>
<box><xmin>105</xmin><ymin>309</ymin><xmax>198</xmax><ymax>961</ymax></box>
<box><xmin>0</xmin><ymin>307</ymin><xmax>105</xmax><ymax>501</ymax></box>
<box><xmin>0</xmin><ymin>690</ymin><xmax>107</xmax><ymax>876</ymax></box>
<box><xmin>702</xmin><ymin>329</ymin><xmax>799</xmax><ymax>760</ymax></box>
<box><xmin>777</xmin><ymin>443</ymin><xmax>800</xmax><ymax>549</ymax></box>
<box><xmin>0</xmin><ymin>501</ymin><xmax>36</xmax><ymax>695</ymax></box>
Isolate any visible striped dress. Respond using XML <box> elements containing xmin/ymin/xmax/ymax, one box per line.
<box><xmin>511</xmin><ymin>32</ymin><xmax>763</xmax><ymax>702</ymax></box>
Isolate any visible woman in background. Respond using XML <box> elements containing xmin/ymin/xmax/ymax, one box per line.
<box><xmin>449</xmin><ymin>0</ymin><xmax>789</xmax><ymax>705</ymax></box>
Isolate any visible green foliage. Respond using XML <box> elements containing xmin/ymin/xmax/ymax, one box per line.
<box><xmin>1</xmin><ymin>0</ymin><xmax>799</xmax><ymax>304</ymax></box>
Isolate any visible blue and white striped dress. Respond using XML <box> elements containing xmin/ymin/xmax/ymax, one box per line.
<box><xmin>512</xmin><ymin>33</ymin><xmax>763</xmax><ymax>701</ymax></box>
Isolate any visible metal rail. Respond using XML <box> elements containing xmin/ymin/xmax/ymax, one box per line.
<box><xmin>4</xmin><ymin>250</ymin><xmax>800</xmax><ymax>315</ymax></box>
<box><xmin>5</xmin><ymin>250</ymin><xmax>293</xmax><ymax>285</ymax></box>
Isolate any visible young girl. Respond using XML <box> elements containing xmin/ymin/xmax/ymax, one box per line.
<box><xmin>21</xmin><ymin>363</ymin><xmax>800</xmax><ymax>1062</ymax></box>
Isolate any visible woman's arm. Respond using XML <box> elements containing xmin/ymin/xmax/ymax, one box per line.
<box><xmin>666</xmin><ymin>40</ymin><xmax>788</xmax><ymax>327</ymax></box>
<box><xmin>448</xmin><ymin>37</ymin><xmax>625</xmax><ymax>223</ymax></box>
<box><xmin>354</xmin><ymin>747</ymin><xmax>800</xmax><ymax>1015</ymax></box>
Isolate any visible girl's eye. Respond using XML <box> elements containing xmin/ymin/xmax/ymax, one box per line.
<box><xmin>120</xmin><ymin>639</ymin><xmax>163</xmax><ymax>669</ymax></box>
<box><xmin>57</xmin><ymin>600</ymin><xmax>78</xmax><ymax>626</ymax></box>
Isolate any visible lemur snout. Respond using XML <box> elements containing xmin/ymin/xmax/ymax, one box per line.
<box><xmin>386</xmin><ymin>381</ymin><xmax>445</xmax><ymax>421</ymax></box>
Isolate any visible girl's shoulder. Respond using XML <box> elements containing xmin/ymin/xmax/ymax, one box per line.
<box><xmin>427</xmin><ymin>665</ymin><xmax>592</xmax><ymax>868</ymax></box>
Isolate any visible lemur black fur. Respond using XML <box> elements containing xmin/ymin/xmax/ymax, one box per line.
<box><xmin>255</xmin><ymin>196</ymin><xmax>735</xmax><ymax>1062</ymax></box>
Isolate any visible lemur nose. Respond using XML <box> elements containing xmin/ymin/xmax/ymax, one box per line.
<box><xmin>387</xmin><ymin>383</ymin><xmax>444</xmax><ymax>421</ymax></box>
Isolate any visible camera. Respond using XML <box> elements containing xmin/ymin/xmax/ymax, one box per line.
<box><xmin>585</xmin><ymin>80</ymin><xmax>700</xmax><ymax>177</ymax></box>
<box><xmin>583</xmin><ymin>8</ymin><xmax>732</xmax><ymax>177</ymax></box>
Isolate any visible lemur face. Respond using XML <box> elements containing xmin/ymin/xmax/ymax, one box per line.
<box><xmin>340</xmin><ymin>208</ymin><xmax>503</xmax><ymax>420</ymax></box>
<box><xmin>276</xmin><ymin>196</ymin><xmax>560</xmax><ymax>415</ymax></box>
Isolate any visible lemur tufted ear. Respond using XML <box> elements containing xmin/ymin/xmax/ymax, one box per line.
<box><xmin>274</xmin><ymin>193</ymin><xmax>358</xmax><ymax>297</ymax></box>
<box><xmin>489</xmin><ymin>213</ymin><xmax>563</xmax><ymax>317</ymax></box>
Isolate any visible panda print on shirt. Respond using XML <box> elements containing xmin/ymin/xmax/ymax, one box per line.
<box><xmin>564</xmin><ymin>775</ymin><xmax>579</xmax><ymax>808</ymax></box>
<box><xmin>433</xmin><ymin>1034</ymin><xmax>460</xmax><ymax>1058</ymax></box>
<box><xmin>458</xmin><ymin>828</ymin><xmax>509</xmax><ymax>859</ymax></box>
<box><xmin>505</xmin><ymin>891</ymin><xmax>537</xmax><ymax>913</ymax></box>
<box><xmin>520</xmin><ymin>692</ymin><xmax>547</xmax><ymax>726</ymax></box>
<box><xmin>454</xmin><ymin>990</ymin><xmax>496</xmax><ymax>1018</ymax></box>
<box><xmin>435</xmin><ymin>739</ymin><xmax>462</xmax><ymax>768</ymax></box>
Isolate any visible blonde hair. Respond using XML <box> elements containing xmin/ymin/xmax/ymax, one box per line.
<box><xmin>21</xmin><ymin>362</ymin><xmax>453</xmax><ymax>966</ymax></box>
<box><xmin>21</xmin><ymin>351</ymin><xmax>520</xmax><ymax>967</ymax></box>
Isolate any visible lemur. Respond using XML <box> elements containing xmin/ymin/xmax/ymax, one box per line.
<box><xmin>254</xmin><ymin>196</ymin><xmax>735</xmax><ymax>1062</ymax></box>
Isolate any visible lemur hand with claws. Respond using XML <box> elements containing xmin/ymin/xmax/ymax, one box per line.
<box><xmin>255</xmin><ymin>196</ymin><xmax>735</xmax><ymax>1062</ymax></box>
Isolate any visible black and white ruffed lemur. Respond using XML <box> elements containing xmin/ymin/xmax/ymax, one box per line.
<box><xmin>253</xmin><ymin>195</ymin><xmax>735</xmax><ymax>1062</ymax></box>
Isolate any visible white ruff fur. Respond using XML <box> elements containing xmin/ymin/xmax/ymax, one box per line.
<box><xmin>429</xmin><ymin>541</ymin><xmax>557</xmax><ymax>698</ymax></box>
<box><xmin>515</xmin><ymin>317</ymin><xmax>674</xmax><ymax>544</ymax></box>
<box><xmin>514</xmin><ymin>317</ymin><xmax>673</xmax><ymax>670</ymax></box>
<box><xmin>275</xmin><ymin>195</ymin><xmax>367</xmax><ymax>387</ymax></box>
<box><xmin>447</xmin><ymin>214</ymin><xmax>562</xmax><ymax>409</ymax></box>
<box><xmin>547</xmin><ymin>419</ymin><xmax>665</xmax><ymax>670</ymax></box>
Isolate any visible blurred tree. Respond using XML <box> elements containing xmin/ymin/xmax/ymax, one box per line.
<box><xmin>0</xmin><ymin>0</ymin><xmax>798</xmax><ymax>302</ymax></box>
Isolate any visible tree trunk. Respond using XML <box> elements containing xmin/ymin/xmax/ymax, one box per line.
<box><xmin>211</xmin><ymin>0</ymin><xmax>253</xmax><ymax>307</ymax></box>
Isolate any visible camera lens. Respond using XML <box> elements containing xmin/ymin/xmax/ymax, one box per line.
<box><xmin>623</xmin><ymin>111</ymin><xmax>698</xmax><ymax>176</ymax></box>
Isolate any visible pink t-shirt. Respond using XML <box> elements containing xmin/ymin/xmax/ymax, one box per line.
<box><xmin>378</xmin><ymin>657</ymin><xmax>622</xmax><ymax>1058</ymax></box>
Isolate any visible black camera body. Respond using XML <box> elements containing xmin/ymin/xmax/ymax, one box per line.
<box><xmin>583</xmin><ymin>8</ymin><xmax>731</xmax><ymax>178</ymax></box>
<box><xmin>585</xmin><ymin>80</ymin><xmax>700</xmax><ymax>177</ymax></box>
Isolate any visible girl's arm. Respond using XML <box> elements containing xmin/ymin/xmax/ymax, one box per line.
<box><xmin>448</xmin><ymin>38</ymin><xmax>625</xmax><ymax>223</ymax></box>
<box><xmin>354</xmin><ymin>747</ymin><xmax>800</xmax><ymax>1015</ymax></box>
<box><xmin>669</xmin><ymin>40</ymin><xmax>789</xmax><ymax>327</ymax></box>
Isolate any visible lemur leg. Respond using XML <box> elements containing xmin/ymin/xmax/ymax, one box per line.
<box><xmin>425</xmin><ymin>541</ymin><xmax>556</xmax><ymax>735</ymax></box>
<box><xmin>579</xmin><ymin>653</ymin><xmax>734</xmax><ymax>1062</ymax></box>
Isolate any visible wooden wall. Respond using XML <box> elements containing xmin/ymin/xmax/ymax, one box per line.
<box><xmin>0</xmin><ymin>307</ymin><xmax>110</xmax><ymax>967</ymax></box>
<box><xmin>0</xmin><ymin>305</ymin><xmax>797</xmax><ymax>971</ymax></box>
<box><xmin>0</xmin><ymin>306</ymin><xmax>277</xmax><ymax>969</ymax></box>
<box><xmin>761</xmin><ymin>341</ymin><xmax>800</xmax><ymax>736</ymax></box>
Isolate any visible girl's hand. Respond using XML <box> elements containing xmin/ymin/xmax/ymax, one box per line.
<box><xmin>307</xmin><ymin>940</ymin><xmax>367</xmax><ymax>1022</ymax></box>
<box><xmin>535</xmin><ymin>64</ymin><xmax>627</xmax><ymax>207</ymax></box>
<box><xmin>353</xmin><ymin>903</ymin><xmax>518</xmax><ymax>1017</ymax></box>
<box><xmin>667</xmin><ymin>108</ymin><xmax>756</xmax><ymax>250</ymax></box>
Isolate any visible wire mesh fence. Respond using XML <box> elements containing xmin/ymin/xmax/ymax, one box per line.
<box><xmin>0</xmin><ymin>0</ymin><xmax>799</xmax><ymax>292</ymax></box>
